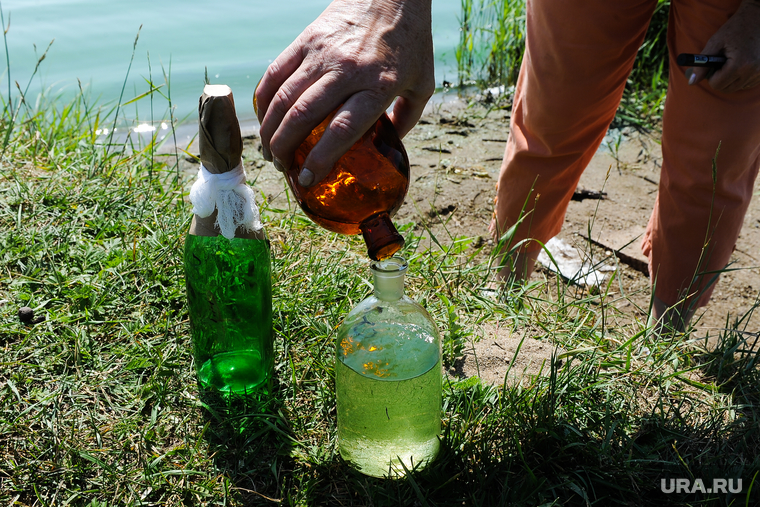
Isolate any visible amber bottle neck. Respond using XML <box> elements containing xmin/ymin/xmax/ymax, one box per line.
<box><xmin>360</xmin><ymin>212</ymin><xmax>405</xmax><ymax>261</ymax></box>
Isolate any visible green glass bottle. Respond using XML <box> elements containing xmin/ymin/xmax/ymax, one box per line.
<box><xmin>184</xmin><ymin>84</ymin><xmax>273</xmax><ymax>394</ymax></box>
<box><xmin>336</xmin><ymin>256</ymin><xmax>442</xmax><ymax>477</ymax></box>
<box><xmin>184</xmin><ymin>233</ymin><xmax>272</xmax><ymax>393</ymax></box>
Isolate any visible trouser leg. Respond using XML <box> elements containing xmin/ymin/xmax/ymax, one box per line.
<box><xmin>490</xmin><ymin>0</ymin><xmax>659</xmax><ymax>259</ymax></box>
<box><xmin>642</xmin><ymin>0</ymin><xmax>760</xmax><ymax>310</ymax></box>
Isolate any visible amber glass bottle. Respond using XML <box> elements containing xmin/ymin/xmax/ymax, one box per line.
<box><xmin>255</xmin><ymin>102</ymin><xmax>409</xmax><ymax>260</ymax></box>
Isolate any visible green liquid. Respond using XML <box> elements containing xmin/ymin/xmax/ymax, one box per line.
<box><xmin>184</xmin><ymin>234</ymin><xmax>273</xmax><ymax>394</ymax></box>
<box><xmin>337</xmin><ymin>361</ymin><xmax>441</xmax><ymax>478</ymax></box>
<box><xmin>336</xmin><ymin>320</ymin><xmax>442</xmax><ymax>478</ymax></box>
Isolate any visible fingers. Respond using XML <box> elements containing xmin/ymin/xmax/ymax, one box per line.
<box><xmin>686</xmin><ymin>34</ymin><xmax>724</xmax><ymax>87</ymax></box>
<box><xmin>253</xmin><ymin>0</ymin><xmax>435</xmax><ymax>182</ymax></box>
<box><xmin>686</xmin><ymin>66</ymin><xmax>710</xmax><ymax>86</ymax></box>
<box><xmin>255</xmin><ymin>43</ymin><xmax>303</xmax><ymax>123</ymax></box>
<box><xmin>254</xmin><ymin>43</ymin><xmax>304</xmax><ymax>163</ymax></box>
<box><xmin>686</xmin><ymin>55</ymin><xmax>742</xmax><ymax>92</ymax></box>
<box><xmin>299</xmin><ymin>91</ymin><xmax>393</xmax><ymax>187</ymax></box>
<box><xmin>702</xmin><ymin>35</ymin><xmax>739</xmax><ymax>92</ymax></box>
<box><xmin>687</xmin><ymin>1</ymin><xmax>760</xmax><ymax>93</ymax></box>
<box><xmin>260</xmin><ymin>69</ymin><xmax>334</xmax><ymax>172</ymax></box>
<box><xmin>687</xmin><ymin>63</ymin><xmax>744</xmax><ymax>93</ymax></box>
<box><xmin>388</xmin><ymin>92</ymin><xmax>432</xmax><ymax>139</ymax></box>
<box><xmin>265</xmin><ymin>81</ymin><xmax>431</xmax><ymax>184</ymax></box>
<box><xmin>267</xmin><ymin>73</ymin><xmax>351</xmax><ymax>174</ymax></box>
<box><xmin>709</xmin><ymin>72</ymin><xmax>742</xmax><ymax>93</ymax></box>
<box><xmin>690</xmin><ymin>58</ymin><xmax>760</xmax><ymax>93</ymax></box>
<box><xmin>708</xmin><ymin>60</ymin><xmax>760</xmax><ymax>93</ymax></box>
<box><xmin>739</xmin><ymin>75</ymin><xmax>760</xmax><ymax>91</ymax></box>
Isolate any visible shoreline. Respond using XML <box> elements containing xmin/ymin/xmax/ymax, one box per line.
<box><xmin>156</xmin><ymin>87</ymin><xmax>472</xmax><ymax>155</ymax></box>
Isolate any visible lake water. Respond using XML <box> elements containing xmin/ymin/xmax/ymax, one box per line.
<box><xmin>2</xmin><ymin>0</ymin><xmax>463</xmax><ymax>135</ymax></box>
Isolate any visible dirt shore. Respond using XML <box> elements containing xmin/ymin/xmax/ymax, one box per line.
<box><xmin>177</xmin><ymin>96</ymin><xmax>760</xmax><ymax>384</ymax></box>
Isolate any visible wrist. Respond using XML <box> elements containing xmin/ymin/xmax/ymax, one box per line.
<box><xmin>382</xmin><ymin>0</ymin><xmax>431</xmax><ymax>7</ymax></box>
<box><xmin>372</xmin><ymin>0</ymin><xmax>432</xmax><ymax>22</ymax></box>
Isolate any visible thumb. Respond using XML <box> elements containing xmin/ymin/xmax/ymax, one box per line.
<box><xmin>298</xmin><ymin>94</ymin><xmax>385</xmax><ymax>188</ymax></box>
<box><xmin>688</xmin><ymin>38</ymin><xmax>725</xmax><ymax>85</ymax></box>
<box><xmin>686</xmin><ymin>66</ymin><xmax>711</xmax><ymax>85</ymax></box>
<box><xmin>389</xmin><ymin>95</ymin><xmax>429</xmax><ymax>139</ymax></box>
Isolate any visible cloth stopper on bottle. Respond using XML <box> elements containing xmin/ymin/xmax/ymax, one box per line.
<box><xmin>189</xmin><ymin>84</ymin><xmax>262</xmax><ymax>239</ymax></box>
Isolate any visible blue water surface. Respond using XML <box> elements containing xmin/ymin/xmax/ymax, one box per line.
<box><xmin>2</xmin><ymin>0</ymin><xmax>462</xmax><ymax>127</ymax></box>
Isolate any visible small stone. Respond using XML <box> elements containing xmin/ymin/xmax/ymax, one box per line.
<box><xmin>18</xmin><ymin>306</ymin><xmax>35</xmax><ymax>324</ymax></box>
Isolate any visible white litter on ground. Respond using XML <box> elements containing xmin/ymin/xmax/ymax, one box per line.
<box><xmin>537</xmin><ymin>237</ymin><xmax>616</xmax><ymax>287</ymax></box>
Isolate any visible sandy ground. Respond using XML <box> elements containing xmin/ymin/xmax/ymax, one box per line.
<box><xmin>176</xmin><ymin>95</ymin><xmax>760</xmax><ymax>386</ymax></box>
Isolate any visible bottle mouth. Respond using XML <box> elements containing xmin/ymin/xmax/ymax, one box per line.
<box><xmin>360</xmin><ymin>212</ymin><xmax>405</xmax><ymax>261</ymax></box>
<box><xmin>371</xmin><ymin>255</ymin><xmax>408</xmax><ymax>275</ymax></box>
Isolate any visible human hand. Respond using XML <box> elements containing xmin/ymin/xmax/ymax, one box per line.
<box><xmin>687</xmin><ymin>0</ymin><xmax>760</xmax><ymax>93</ymax></box>
<box><xmin>254</xmin><ymin>0</ymin><xmax>434</xmax><ymax>187</ymax></box>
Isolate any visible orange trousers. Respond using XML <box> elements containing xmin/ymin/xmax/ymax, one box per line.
<box><xmin>490</xmin><ymin>0</ymin><xmax>760</xmax><ymax>308</ymax></box>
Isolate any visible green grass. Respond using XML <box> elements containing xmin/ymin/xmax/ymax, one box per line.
<box><xmin>456</xmin><ymin>0</ymin><xmax>670</xmax><ymax>129</ymax></box>
<box><xmin>1</xmin><ymin>38</ymin><xmax>760</xmax><ymax>507</ymax></box>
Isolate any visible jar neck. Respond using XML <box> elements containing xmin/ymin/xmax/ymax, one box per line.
<box><xmin>371</xmin><ymin>256</ymin><xmax>408</xmax><ymax>301</ymax></box>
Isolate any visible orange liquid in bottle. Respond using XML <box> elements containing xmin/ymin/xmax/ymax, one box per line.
<box><xmin>256</xmin><ymin>101</ymin><xmax>409</xmax><ymax>260</ymax></box>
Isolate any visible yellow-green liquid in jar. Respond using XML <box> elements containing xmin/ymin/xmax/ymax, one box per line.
<box><xmin>336</xmin><ymin>322</ymin><xmax>441</xmax><ymax>477</ymax></box>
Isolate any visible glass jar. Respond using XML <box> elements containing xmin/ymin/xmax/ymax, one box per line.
<box><xmin>336</xmin><ymin>255</ymin><xmax>442</xmax><ymax>477</ymax></box>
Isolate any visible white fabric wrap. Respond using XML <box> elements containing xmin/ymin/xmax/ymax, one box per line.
<box><xmin>189</xmin><ymin>164</ymin><xmax>263</xmax><ymax>240</ymax></box>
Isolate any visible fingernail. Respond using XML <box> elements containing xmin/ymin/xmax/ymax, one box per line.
<box><xmin>687</xmin><ymin>69</ymin><xmax>697</xmax><ymax>85</ymax></box>
<box><xmin>273</xmin><ymin>158</ymin><xmax>285</xmax><ymax>173</ymax></box>
<box><xmin>262</xmin><ymin>145</ymin><xmax>272</xmax><ymax>162</ymax></box>
<box><xmin>298</xmin><ymin>168</ymin><xmax>315</xmax><ymax>187</ymax></box>
<box><xmin>253</xmin><ymin>78</ymin><xmax>262</xmax><ymax>115</ymax></box>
